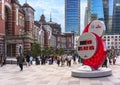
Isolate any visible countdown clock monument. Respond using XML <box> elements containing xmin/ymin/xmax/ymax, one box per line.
<box><xmin>71</xmin><ymin>20</ymin><xmax>112</xmax><ymax>78</ymax></box>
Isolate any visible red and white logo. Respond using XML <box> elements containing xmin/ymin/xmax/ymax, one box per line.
<box><xmin>88</xmin><ymin>20</ymin><xmax>106</xmax><ymax>37</ymax></box>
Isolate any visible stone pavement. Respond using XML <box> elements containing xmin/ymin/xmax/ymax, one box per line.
<box><xmin>0</xmin><ymin>57</ymin><xmax>120</xmax><ymax>85</ymax></box>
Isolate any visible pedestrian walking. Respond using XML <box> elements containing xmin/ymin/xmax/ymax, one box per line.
<box><xmin>17</xmin><ymin>54</ymin><xmax>24</xmax><ymax>71</ymax></box>
<box><xmin>30</xmin><ymin>55</ymin><xmax>33</xmax><ymax>65</ymax></box>
<box><xmin>57</xmin><ymin>56</ymin><xmax>60</xmax><ymax>66</ymax></box>
<box><xmin>25</xmin><ymin>54</ymin><xmax>30</xmax><ymax>66</ymax></box>
<box><xmin>0</xmin><ymin>54</ymin><xmax>4</xmax><ymax>67</ymax></box>
<box><xmin>102</xmin><ymin>57</ymin><xmax>108</xmax><ymax>67</ymax></box>
<box><xmin>73</xmin><ymin>53</ymin><xmax>77</xmax><ymax>64</ymax></box>
<box><xmin>113</xmin><ymin>56</ymin><xmax>116</xmax><ymax>65</ymax></box>
<box><xmin>78</xmin><ymin>56</ymin><xmax>81</xmax><ymax>64</ymax></box>
<box><xmin>68</xmin><ymin>54</ymin><xmax>72</xmax><ymax>67</ymax></box>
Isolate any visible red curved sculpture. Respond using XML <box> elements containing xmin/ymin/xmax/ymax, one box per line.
<box><xmin>78</xmin><ymin>20</ymin><xmax>107</xmax><ymax>70</ymax></box>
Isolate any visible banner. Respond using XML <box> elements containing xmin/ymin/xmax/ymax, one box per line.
<box><xmin>39</xmin><ymin>24</ymin><xmax>43</xmax><ymax>35</ymax></box>
<box><xmin>2</xmin><ymin>0</ymin><xmax>4</xmax><ymax>20</ymax></box>
<box><xmin>48</xmin><ymin>30</ymin><xmax>51</xmax><ymax>40</ymax></box>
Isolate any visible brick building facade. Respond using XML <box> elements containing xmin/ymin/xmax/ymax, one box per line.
<box><xmin>38</xmin><ymin>14</ymin><xmax>74</xmax><ymax>52</ymax></box>
<box><xmin>0</xmin><ymin>0</ymin><xmax>35</xmax><ymax>57</ymax></box>
<box><xmin>0</xmin><ymin>0</ymin><xmax>74</xmax><ymax>57</ymax></box>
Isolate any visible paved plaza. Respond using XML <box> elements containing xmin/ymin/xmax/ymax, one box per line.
<box><xmin>0</xmin><ymin>58</ymin><xmax>120</xmax><ymax>85</ymax></box>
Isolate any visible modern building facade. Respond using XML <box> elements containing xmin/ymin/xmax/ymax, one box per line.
<box><xmin>103</xmin><ymin>35</ymin><xmax>120</xmax><ymax>50</ymax></box>
<box><xmin>88</xmin><ymin>0</ymin><xmax>104</xmax><ymax>21</ymax></box>
<box><xmin>84</xmin><ymin>7</ymin><xmax>89</xmax><ymax>27</ymax></box>
<box><xmin>87</xmin><ymin>0</ymin><xmax>120</xmax><ymax>50</ymax></box>
<box><xmin>87</xmin><ymin>0</ymin><xmax>109</xmax><ymax>33</ymax></box>
<box><xmin>65</xmin><ymin>0</ymin><xmax>80</xmax><ymax>35</ymax></box>
<box><xmin>112</xmin><ymin>0</ymin><xmax>120</xmax><ymax>34</ymax></box>
<box><xmin>87</xmin><ymin>0</ymin><xmax>120</xmax><ymax>34</ymax></box>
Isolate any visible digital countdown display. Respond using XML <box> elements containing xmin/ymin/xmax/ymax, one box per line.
<box><xmin>79</xmin><ymin>40</ymin><xmax>92</xmax><ymax>45</ymax></box>
<box><xmin>77</xmin><ymin>33</ymin><xmax>97</xmax><ymax>59</ymax></box>
<box><xmin>78</xmin><ymin>40</ymin><xmax>94</xmax><ymax>51</ymax></box>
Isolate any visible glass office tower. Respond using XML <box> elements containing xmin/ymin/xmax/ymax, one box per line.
<box><xmin>103</xmin><ymin>0</ymin><xmax>109</xmax><ymax>32</ymax></box>
<box><xmin>88</xmin><ymin>0</ymin><xmax>120</xmax><ymax>34</ymax></box>
<box><xmin>89</xmin><ymin>0</ymin><xmax>104</xmax><ymax>21</ymax></box>
<box><xmin>112</xmin><ymin>0</ymin><xmax>120</xmax><ymax>34</ymax></box>
<box><xmin>88</xmin><ymin>0</ymin><xmax>109</xmax><ymax>32</ymax></box>
<box><xmin>65</xmin><ymin>0</ymin><xmax>80</xmax><ymax>35</ymax></box>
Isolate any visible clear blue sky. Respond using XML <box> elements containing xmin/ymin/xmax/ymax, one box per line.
<box><xmin>19</xmin><ymin>0</ymin><xmax>87</xmax><ymax>33</ymax></box>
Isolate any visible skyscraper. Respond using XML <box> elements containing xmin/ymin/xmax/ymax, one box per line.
<box><xmin>84</xmin><ymin>7</ymin><xmax>89</xmax><ymax>27</ymax></box>
<box><xmin>65</xmin><ymin>0</ymin><xmax>80</xmax><ymax>35</ymax></box>
<box><xmin>87</xmin><ymin>0</ymin><xmax>120</xmax><ymax>34</ymax></box>
<box><xmin>87</xmin><ymin>0</ymin><xmax>109</xmax><ymax>33</ymax></box>
<box><xmin>88</xmin><ymin>0</ymin><xmax>104</xmax><ymax>21</ymax></box>
<box><xmin>112</xmin><ymin>0</ymin><xmax>120</xmax><ymax>34</ymax></box>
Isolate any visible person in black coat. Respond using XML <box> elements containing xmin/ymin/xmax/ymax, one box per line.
<box><xmin>17</xmin><ymin>54</ymin><xmax>24</xmax><ymax>71</ymax></box>
<box><xmin>25</xmin><ymin>55</ymin><xmax>30</xmax><ymax>66</ymax></box>
<box><xmin>102</xmin><ymin>58</ymin><xmax>108</xmax><ymax>68</ymax></box>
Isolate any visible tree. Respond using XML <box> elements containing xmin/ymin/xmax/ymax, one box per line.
<box><xmin>58</xmin><ymin>48</ymin><xmax>64</xmax><ymax>55</ymax></box>
<box><xmin>31</xmin><ymin>42</ymin><xmax>41</xmax><ymax>58</ymax></box>
<box><xmin>42</xmin><ymin>46</ymin><xmax>56</xmax><ymax>56</ymax></box>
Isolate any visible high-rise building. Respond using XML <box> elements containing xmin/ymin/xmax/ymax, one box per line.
<box><xmin>87</xmin><ymin>0</ymin><xmax>120</xmax><ymax>50</ymax></box>
<box><xmin>112</xmin><ymin>0</ymin><xmax>120</xmax><ymax>34</ymax></box>
<box><xmin>103</xmin><ymin>0</ymin><xmax>109</xmax><ymax>33</ymax></box>
<box><xmin>84</xmin><ymin>7</ymin><xmax>89</xmax><ymax>27</ymax></box>
<box><xmin>88</xmin><ymin>0</ymin><xmax>104</xmax><ymax>21</ymax></box>
<box><xmin>87</xmin><ymin>0</ymin><xmax>108</xmax><ymax>32</ymax></box>
<box><xmin>65</xmin><ymin>0</ymin><xmax>80</xmax><ymax>35</ymax></box>
<box><xmin>87</xmin><ymin>0</ymin><xmax>120</xmax><ymax>34</ymax></box>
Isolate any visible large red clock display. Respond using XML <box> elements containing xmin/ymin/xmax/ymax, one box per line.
<box><xmin>83</xmin><ymin>33</ymin><xmax>107</xmax><ymax>70</ymax></box>
<box><xmin>77</xmin><ymin>20</ymin><xmax>107</xmax><ymax>70</ymax></box>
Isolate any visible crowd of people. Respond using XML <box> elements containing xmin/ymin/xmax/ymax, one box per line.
<box><xmin>15</xmin><ymin>53</ymin><xmax>82</xmax><ymax>71</ymax></box>
<box><xmin>0</xmin><ymin>51</ymin><xmax>119</xmax><ymax>71</ymax></box>
<box><xmin>102</xmin><ymin>51</ymin><xmax>119</xmax><ymax>67</ymax></box>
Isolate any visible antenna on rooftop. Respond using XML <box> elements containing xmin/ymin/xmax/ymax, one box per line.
<box><xmin>50</xmin><ymin>9</ymin><xmax>52</xmax><ymax>22</ymax></box>
<box><xmin>42</xmin><ymin>9</ymin><xmax>44</xmax><ymax>15</ymax></box>
<box><xmin>25</xmin><ymin>0</ymin><xmax>27</xmax><ymax>3</ymax></box>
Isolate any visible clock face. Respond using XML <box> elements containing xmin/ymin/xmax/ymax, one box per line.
<box><xmin>88</xmin><ymin>20</ymin><xmax>106</xmax><ymax>37</ymax></box>
<box><xmin>77</xmin><ymin>33</ymin><xmax>97</xmax><ymax>59</ymax></box>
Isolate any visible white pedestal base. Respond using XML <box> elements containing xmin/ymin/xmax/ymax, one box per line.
<box><xmin>71</xmin><ymin>66</ymin><xmax>112</xmax><ymax>78</ymax></box>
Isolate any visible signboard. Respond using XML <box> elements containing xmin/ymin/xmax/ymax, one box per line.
<box><xmin>77</xmin><ymin>20</ymin><xmax>107</xmax><ymax>70</ymax></box>
<box><xmin>77</xmin><ymin>33</ymin><xmax>97</xmax><ymax>59</ymax></box>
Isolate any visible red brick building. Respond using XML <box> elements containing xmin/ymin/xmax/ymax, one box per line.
<box><xmin>0</xmin><ymin>0</ymin><xmax>74</xmax><ymax>57</ymax></box>
<box><xmin>0</xmin><ymin>0</ymin><xmax>35</xmax><ymax>57</ymax></box>
<box><xmin>38</xmin><ymin>14</ymin><xmax>74</xmax><ymax>52</ymax></box>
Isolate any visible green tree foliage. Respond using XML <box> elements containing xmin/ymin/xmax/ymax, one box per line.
<box><xmin>31</xmin><ymin>42</ymin><xmax>41</xmax><ymax>58</ymax></box>
<box><xmin>43</xmin><ymin>46</ymin><xmax>56</xmax><ymax>55</ymax></box>
<box><xmin>58</xmin><ymin>48</ymin><xmax>64</xmax><ymax>55</ymax></box>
